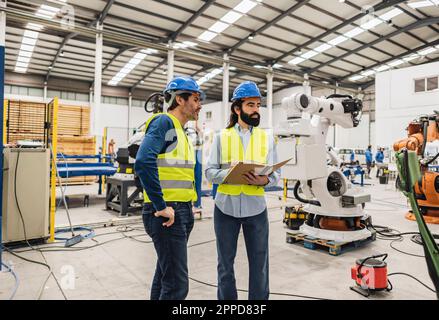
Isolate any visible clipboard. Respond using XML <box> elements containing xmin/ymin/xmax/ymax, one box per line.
<box><xmin>222</xmin><ymin>157</ymin><xmax>293</xmax><ymax>185</ymax></box>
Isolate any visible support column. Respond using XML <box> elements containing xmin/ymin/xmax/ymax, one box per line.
<box><xmin>128</xmin><ymin>91</ymin><xmax>132</xmax><ymax>140</ymax></box>
<box><xmin>333</xmin><ymin>82</ymin><xmax>339</xmax><ymax>147</ymax></box>
<box><xmin>266</xmin><ymin>66</ymin><xmax>273</xmax><ymax>129</ymax></box>
<box><xmin>303</xmin><ymin>73</ymin><xmax>311</xmax><ymax>95</ymax></box>
<box><xmin>0</xmin><ymin>0</ymin><xmax>6</xmax><ymax>271</ymax></box>
<box><xmin>302</xmin><ymin>73</ymin><xmax>311</xmax><ymax>122</ymax></box>
<box><xmin>92</xmin><ymin>22</ymin><xmax>103</xmax><ymax>139</ymax></box>
<box><xmin>43</xmin><ymin>81</ymin><xmax>47</xmax><ymax>101</ymax></box>
<box><xmin>165</xmin><ymin>41</ymin><xmax>174</xmax><ymax>112</ymax></box>
<box><xmin>222</xmin><ymin>54</ymin><xmax>230</xmax><ymax>127</ymax></box>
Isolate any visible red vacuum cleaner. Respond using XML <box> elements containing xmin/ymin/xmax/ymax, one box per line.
<box><xmin>350</xmin><ymin>253</ymin><xmax>392</xmax><ymax>297</ymax></box>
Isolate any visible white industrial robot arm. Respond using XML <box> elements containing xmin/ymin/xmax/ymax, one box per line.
<box><xmin>281</xmin><ymin>93</ymin><xmax>363</xmax><ymax>129</ymax></box>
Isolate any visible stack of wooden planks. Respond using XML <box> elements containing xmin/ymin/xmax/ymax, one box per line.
<box><xmin>7</xmin><ymin>100</ymin><xmax>46</xmax><ymax>142</ymax></box>
<box><xmin>7</xmin><ymin>100</ymin><xmax>97</xmax><ymax>185</ymax></box>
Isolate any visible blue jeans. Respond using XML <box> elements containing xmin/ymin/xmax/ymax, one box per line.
<box><xmin>142</xmin><ymin>201</ymin><xmax>194</xmax><ymax>300</ymax></box>
<box><xmin>214</xmin><ymin>205</ymin><xmax>269</xmax><ymax>300</ymax></box>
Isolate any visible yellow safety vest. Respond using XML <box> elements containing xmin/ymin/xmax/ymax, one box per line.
<box><xmin>143</xmin><ymin>113</ymin><xmax>197</xmax><ymax>203</ymax></box>
<box><xmin>217</xmin><ymin>127</ymin><xmax>268</xmax><ymax>196</ymax></box>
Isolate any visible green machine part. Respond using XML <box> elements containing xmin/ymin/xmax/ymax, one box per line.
<box><xmin>395</xmin><ymin>149</ymin><xmax>439</xmax><ymax>298</ymax></box>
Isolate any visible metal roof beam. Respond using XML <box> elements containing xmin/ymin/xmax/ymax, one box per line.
<box><xmin>93</xmin><ymin>0</ymin><xmax>116</xmax><ymax>26</ymax></box>
<box><xmin>309</xmin><ymin>17</ymin><xmax>439</xmax><ymax>73</ymax></box>
<box><xmin>45</xmin><ymin>0</ymin><xmax>116</xmax><ymax>81</ymax></box>
<box><xmin>131</xmin><ymin>59</ymin><xmax>167</xmax><ymax>91</ymax></box>
<box><xmin>90</xmin><ymin>46</ymin><xmax>133</xmax><ymax>87</ymax></box>
<box><xmin>272</xmin><ymin>0</ymin><xmax>406</xmax><ymax>64</ymax></box>
<box><xmin>341</xmin><ymin>38</ymin><xmax>439</xmax><ymax>81</ymax></box>
<box><xmin>227</xmin><ymin>0</ymin><xmax>311</xmax><ymax>54</ymax></box>
<box><xmin>168</xmin><ymin>0</ymin><xmax>216</xmax><ymax>42</ymax></box>
<box><xmin>2</xmin><ymin>6</ymin><xmax>358</xmax><ymax>94</ymax></box>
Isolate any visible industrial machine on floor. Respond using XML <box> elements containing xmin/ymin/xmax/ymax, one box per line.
<box><xmin>2</xmin><ymin>148</ymin><xmax>50</xmax><ymax>244</ymax></box>
<box><xmin>283</xmin><ymin>205</ymin><xmax>308</xmax><ymax>230</ymax></box>
<box><xmin>350</xmin><ymin>253</ymin><xmax>392</xmax><ymax>297</ymax></box>
<box><xmin>394</xmin><ymin>113</ymin><xmax>439</xmax><ymax>224</ymax></box>
<box><xmin>105</xmin><ymin>132</ymin><xmax>145</xmax><ymax>216</ymax></box>
<box><xmin>276</xmin><ymin>92</ymin><xmax>372</xmax><ymax>243</ymax></box>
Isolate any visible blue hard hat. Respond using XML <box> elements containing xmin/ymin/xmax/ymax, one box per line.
<box><xmin>164</xmin><ymin>76</ymin><xmax>203</xmax><ymax>96</ymax></box>
<box><xmin>231</xmin><ymin>81</ymin><xmax>261</xmax><ymax>101</ymax></box>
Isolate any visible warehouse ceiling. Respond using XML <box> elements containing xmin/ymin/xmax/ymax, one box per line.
<box><xmin>3</xmin><ymin>0</ymin><xmax>439</xmax><ymax>100</ymax></box>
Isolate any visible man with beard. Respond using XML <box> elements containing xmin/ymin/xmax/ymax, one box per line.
<box><xmin>135</xmin><ymin>76</ymin><xmax>203</xmax><ymax>300</ymax></box>
<box><xmin>205</xmin><ymin>81</ymin><xmax>280</xmax><ymax>300</ymax></box>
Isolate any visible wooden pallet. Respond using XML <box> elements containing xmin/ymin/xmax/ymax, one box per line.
<box><xmin>285</xmin><ymin>230</ymin><xmax>376</xmax><ymax>256</ymax></box>
<box><xmin>57</xmin><ymin>135</ymin><xmax>96</xmax><ymax>155</ymax></box>
<box><xmin>7</xmin><ymin>100</ymin><xmax>90</xmax><ymax>140</ymax></box>
<box><xmin>56</xmin><ymin>176</ymin><xmax>97</xmax><ymax>186</ymax></box>
<box><xmin>7</xmin><ymin>100</ymin><xmax>96</xmax><ymax>187</ymax></box>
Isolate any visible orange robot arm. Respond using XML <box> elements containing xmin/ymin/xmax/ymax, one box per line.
<box><xmin>393</xmin><ymin>133</ymin><xmax>424</xmax><ymax>153</ymax></box>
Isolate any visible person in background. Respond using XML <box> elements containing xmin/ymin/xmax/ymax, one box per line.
<box><xmin>108</xmin><ymin>139</ymin><xmax>116</xmax><ymax>158</ymax></box>
<box><xmin>375</xmin><ymin>147</ymin><xmax>385</xmax><ymax>177</ymax></box>
<box><xmin>375</xmin><ymin>147</ymin><xmax>384</xmax><ymax>164</ymax></box>
<box><xmin>350</xmin><ymin>150</ymin><xmax>355</xmax><ymax>164</ymax></box>
<box><xmin>365</xmin><ymin>145</ymin><xmax>373</xmax><ymax>178</ymax></box>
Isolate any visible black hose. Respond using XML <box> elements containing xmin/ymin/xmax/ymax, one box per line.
<box><xmin>423</xmin><ymin>152</ymin><xmax>439</xmax><ymax>166</ymax></box>
<box><xmin>326</xmin><ymin>94</ymin><xmax>352</xmax><ymax>99</ymax></box>
<box><xmin>293</xmin><ymin>180</ymin><xmax>321</xmax><ymax>206</ymax></box>
<box><xmin>144</xmin><ymin>92</ymin><xmax>164</xmax><ymax>113</ymax></box>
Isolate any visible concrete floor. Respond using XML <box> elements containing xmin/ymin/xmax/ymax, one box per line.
<box><xmin>1</xmin><ymin>175</ymin><xmax>438</xmax><ymax>300</ymax></box>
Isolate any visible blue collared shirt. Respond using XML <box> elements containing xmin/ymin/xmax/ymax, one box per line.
<box><xmin>205</xmin><ymin>123</ymin><xmax>280</xmax><ymax>218</ymax></box>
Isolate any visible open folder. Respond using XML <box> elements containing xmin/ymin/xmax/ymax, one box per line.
<box><xmin>222</xmin><ymin>158</ymin><xmax>293</xmax><ymax>185</ymax></box>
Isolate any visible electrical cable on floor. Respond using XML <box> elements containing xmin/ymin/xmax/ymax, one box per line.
<box><xmin>411</xmin><ymin>233</ymin><xmax>439</xmax><ymax>246</ymax></box>
<box><xmin>51</xmin><ymin>145</ymin><xmax>77</xmax><ymax>239</ymax></box>
<box><xmin>55</xmin><ymin>152</ymin><xmax>69</xmax><ymax>210</ymax></box>
<box><xmin>1</xmin><ymin>262</ymin><xmax>19</xmax><ymax>300</ymax></box>
<box><xmin>13</xmin><ymin>148</ymin><xmax>39</xmax><ymax>252</ymax></box>
<box><xmin>370</xmin><ymin>224</ymin><xmax>420</xmax><ymax>240</ymax></box>
<box><xmin>37</xmin><ymin>250</ymin><xmax>67</xmax><ymax>300</ymax></box>
<box><xmin>187</xmin><ymin>276</ymin><xmax>331</xmax><ymax>300</ymax></box>
<box><xmin>1</xmin><ymin>245</ymin><xmax>53</xmax><ymax>299</ymax></box>
<box><xmin>389</xmin><ymin>238</ymin><xmax>425</xmax><ymax>258</ymax></box>
<box><xmin>9</xmin><ymin>232</ymin><xmax>153</xmax><ymax>253</ymax></box>
<box><xmin>9</xmin><ymin>146</ymin><xmax>83</xmax><ymax>298</ymax></box>
<box><xmin>186</xmin><ymin>233</ymin><xmax>332</xmax><ymax>300</ymax></box>
<box><xmin>370</xmin><ymin>222</ymin><xmax>439</xmax><ymax>258</ymax></box>
<box><xmin>388</xmin><ymin>272</ymin><xmax>437</xmax><ymax>294</ymax></box>
<box><xmin>9</xmin><ymin>148</ymin><xmax>48</xmax><ymax>298</ymax></box>
<box><xmin>370</xmin><ymin>223</ymin><xmax>426</xmax><ymax>257</ymax></box>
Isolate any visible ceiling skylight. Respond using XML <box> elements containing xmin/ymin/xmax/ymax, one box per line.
<box><xmin>288</xmin><ymin>8</ymin><xmax>403</xmax><ymax>66</ymax></box>
<box><xmin>108</xmin><ymin>51</ymin><xmax>152</xmax><ymax>86</ymax></box>
<box><xmin>197</xmin><ymin>0</ymin><xmax>261</xmax><ymax>43</ymax></box>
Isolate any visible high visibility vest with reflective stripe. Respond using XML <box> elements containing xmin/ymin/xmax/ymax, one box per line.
<box><xmin>143</xmin><ymin>113</ymin><xmax>197</xmax><ymax>203</ymax></box>
<box><xmin>217</xmin><ymin>127</ymin><xmax>268</xmax><ymax>196</ymax></box>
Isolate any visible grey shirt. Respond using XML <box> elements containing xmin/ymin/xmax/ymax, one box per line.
<box><xmin>205</xmin><ymin>123</ymin><xmax>280</xmax><ymax>218</ymax></box>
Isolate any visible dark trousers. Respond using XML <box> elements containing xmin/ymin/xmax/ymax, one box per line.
<box><xmin>142</xmin><ymin>201</ymin><xmax>194</xmax><ymax>300</ymax></box>
<box><xmin>214</xmin><ymin>205</ymin><xmax>269</xmax><ymax>300</ymax></box>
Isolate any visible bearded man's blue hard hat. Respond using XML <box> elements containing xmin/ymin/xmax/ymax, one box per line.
<box><xmin>231</xmin><ymin>81</ymin><xmax>262</xmax><ymax>101</ymax></box>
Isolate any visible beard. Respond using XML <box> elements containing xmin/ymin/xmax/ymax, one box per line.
<box><xmin>240</xmin><ymin>109</ymin><xmax>260</xmax><ymax>127</ymax></box>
